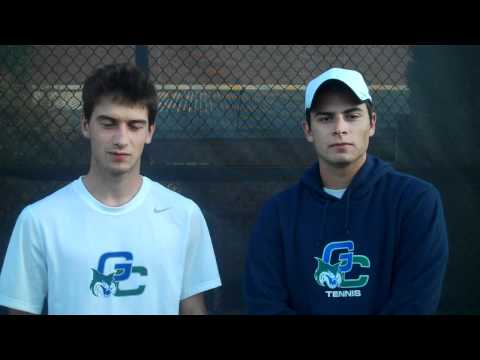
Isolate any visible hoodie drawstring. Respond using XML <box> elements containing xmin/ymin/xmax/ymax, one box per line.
<box><xmin>320</xmin><ymin>191</ymin><xmax>351</xmax><ymax>248</ymax></box>
<box><xmin>345</xmin><ymin>189</ymin><xmax>351</xmax><ymax>237</ymax></box>
<box><xmin>321</xmin><ymin>201</ymin><xmax>329</xmax><ymax>248</ymax></box>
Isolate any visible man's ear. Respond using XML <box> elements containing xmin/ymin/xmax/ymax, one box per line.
<box><xmin>302</xmin><ymin>120</ymin><xmax>313</xmax><ymax>143</ymax></box>
<box><xmin>369</xmin><ymin>112</ymin><xmax>376</xmax><ymax>137</ymax></box>
<box><xmin>81</xmin><ymin>117</ymin><xmax>90</xmax><ymax>139</ymax></box>
<box><xmin>146</xmin><ymin>123</ymin><xmax>156</xmax><ymax>144</ymax></box>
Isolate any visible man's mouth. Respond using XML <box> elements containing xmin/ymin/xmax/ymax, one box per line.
<box><xmin>329</xmin><ymin>143</ymin><xmax>353</xmax><ymax>148</ymax></box>
<box><xmin>108</xmin><ymin>152</ymin><xmax>130</xmax><ymax>160</ymax></box>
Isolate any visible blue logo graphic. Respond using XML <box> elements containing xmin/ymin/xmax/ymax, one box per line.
<box><xmin>90</xmin><ymin>252</ymin><xmax>147</xmax><ymax>297</ymax></box>
<box><xmin>314</xmin><ymin>241</ymin><xmax>370</xmax><ymax>289</ymax></box>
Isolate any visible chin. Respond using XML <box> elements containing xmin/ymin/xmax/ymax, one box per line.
<box><xmin>330</xmin><ymin>160</ymin><xmax>352</xmax><ymax>168</ymax></box>
<box><xmin>324</xmin><ymin>154</ymin><xmax>353</xmax><ymax>167</ymax></box>
<box><xmin>330</xmin><ymin>152</ymin><xmax>368</xmax><ymax>168</ymax></box>
<box><xmin>107</xmin><ymin>165</ymin><xmax>134</xmax><ymax>177</ymax></box>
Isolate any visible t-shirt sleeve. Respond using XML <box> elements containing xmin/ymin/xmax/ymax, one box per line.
<box><xmin>0</xmin><ymin>206</ymin><xmax>47</xmax><ymax>314</ymax></box>
<box><xmin>180</xmin><ymin>202</ymin><xmax>221</xmax><ymax>300</ymax></box>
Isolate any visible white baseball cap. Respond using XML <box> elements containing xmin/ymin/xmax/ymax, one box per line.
<box><xmin>305</xmin><ymin>67</ymin><xmax>372</xmax><ymax>110</ymax></box>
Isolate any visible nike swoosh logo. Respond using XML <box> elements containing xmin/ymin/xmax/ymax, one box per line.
<box><xmin>153</xmin><ymin>207</ymin><xmax>172</xmax><ymax>214</ymax></box>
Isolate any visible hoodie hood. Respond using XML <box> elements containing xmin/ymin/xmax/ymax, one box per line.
<box><xmin>299</xmin><ymin>154</ymin><xmax>394</xmax><ymax>237</ymax></box>
<box><xmin>300</xmin><ymin>154</ymin><xmax>394</xmax><ymax>200</ymax></box>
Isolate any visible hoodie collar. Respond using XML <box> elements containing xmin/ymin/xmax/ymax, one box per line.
<box><xmin>301</xmin><ymin>154</ymin><xmax>394</xmax><ymax>200</ymax></box>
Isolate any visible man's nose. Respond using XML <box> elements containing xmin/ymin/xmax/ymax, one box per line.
<box><xmin>113</xmin><ymin>124</ymin><xmax>128</xmax><ymax>147</ymax></box>
<box><xmin>333</xmin><ymin>114</ymin><xmax>348</xmax><ymax>135</ymax></box>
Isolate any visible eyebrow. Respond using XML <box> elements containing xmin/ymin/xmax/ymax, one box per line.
<box><xmin>97</xmin><ymin>115</ymin><xmax>148</xmax><ymax>124</ymax></box>
<box><xmin>313</xmin><ymin>107</ymin><xmax>364</xmax><ymax>116</ymax></box>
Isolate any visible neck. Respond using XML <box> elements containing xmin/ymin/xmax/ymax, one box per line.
<box><xmin>319</xmin><ymin>154</ymin><xmax>367</xmax><ymax>189</ymax></box>
<box><xmin>82</xmin><ymin>166</ymin><xmax>143</xmax><ymax>207</ymax></box>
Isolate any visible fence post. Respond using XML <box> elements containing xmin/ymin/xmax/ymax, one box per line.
<box><xmin>135</xmin><ymin>45</ymin><xmax>150</xmax><ymax>78</ymax></box>
<box><xmin>135</xmin><ymin>45</ymin><xmax>152</xmax><ymax>167</ymax></box>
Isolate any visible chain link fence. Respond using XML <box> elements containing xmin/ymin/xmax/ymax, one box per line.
<box><xmin>0</xmin><ymin>45</ymin><xmax>410</xmax><ymax>172</ymax></box>
<box><xmin>2</xmin><ymin>45</ymin><xmax>454</xmax><ymax>314</ymax></box>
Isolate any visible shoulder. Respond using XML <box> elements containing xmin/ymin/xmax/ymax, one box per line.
<box><xmin>24</xmin><ymin>180</ymin><xmax>77</xmax><ymax>217</ymax></box>
<box><xmin>385</xmin><ymin>169</ymin><xmax>440</xmax><ymax>197</ymax></box>
<box><xmin>10</xmin><ymin>182</ymin><xmax>76</xmax><ymax>240</ymax></box>
<box><xmin>258</xmin><ymin>183</ymin><xmax>301</xmax><ymax>217</ymax></box>
<box><xmin>146</xmin><ymin>178</ymin><xmax>200</xmax><ymax>212</ymax></box>
<box><xmin>381</xmin><ymin>169</ymin><xmax>443</xmax><ymax>212</ymax></box>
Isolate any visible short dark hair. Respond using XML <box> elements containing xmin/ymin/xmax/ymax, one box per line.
<box><xmin>82</xmin><ymin>63</ymin><xmax>158</xmax><ymax>127</ymax></box>
<box><xmin>305</xmin><ymin>80</ymin><xmax>374</xmax><ymax>126</ymax></box>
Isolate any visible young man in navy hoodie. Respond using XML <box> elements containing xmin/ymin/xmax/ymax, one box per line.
<box><xmin>245</xmin><ymin>68</ymin><xmax>449</xmax><ymax>315</ymax></box>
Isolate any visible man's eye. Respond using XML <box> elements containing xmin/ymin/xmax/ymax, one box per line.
<box><xmin>102</xmin><ymin>122</ymin><xmax>115</xmax><ymax>127</ymax></box>
<box><xmin>130</xmin><ymin>124</ymin><xmax>144</xmax><ymax>130</ymax></box>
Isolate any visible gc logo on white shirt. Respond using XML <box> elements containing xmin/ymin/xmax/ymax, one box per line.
<box><xmin>90</xmin><ymin>252</ymin><xmax>148</xmax><ymax>297</ymax></box>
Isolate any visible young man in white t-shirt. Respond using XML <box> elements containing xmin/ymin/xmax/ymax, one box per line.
<box><xmin>0</xmin><ymin>63</ymin><xmax>222</xmax><ymax>315</ymax></box>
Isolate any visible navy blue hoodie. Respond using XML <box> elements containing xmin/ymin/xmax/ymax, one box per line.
<box><xmin>245</xmin><ymin>155</ymin><xmax>449</xmax><ymax>315</ymax></box>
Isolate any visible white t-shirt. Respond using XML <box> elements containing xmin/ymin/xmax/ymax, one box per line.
<box><xmin>324</xmin><ymin>187</ymin><xmax>346</xmax><ymax>199</ymax></box>
<box><xmin>0</xmin><ymin>177</ymin><xmax>221</xmax><ymax>314</ymax></box>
